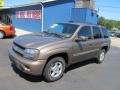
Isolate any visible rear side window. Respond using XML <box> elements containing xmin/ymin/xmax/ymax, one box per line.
<box><xmin>78</xmin><ymin>26</ymin><xmax>92</xmax><ymax>39</ymax></box>
<box><xmin>93</xmin><ymin>26</ymin><xmax>102</xmax><ymax>39</ymax></box>
<box><xmin>101</xmin><ymin>28</ymin><xmax>109</xmax><ymax>38</ymax></box>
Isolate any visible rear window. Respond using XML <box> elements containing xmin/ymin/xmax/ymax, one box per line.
<box><xmin>101</xmin><ymin>28</ymin><xmax>109</xmax><ymax>38</ymax></box>
<box><xmin>92</xmin><ymin>26</ymin><xmax>102</xmax><ymax>39</ymax></box>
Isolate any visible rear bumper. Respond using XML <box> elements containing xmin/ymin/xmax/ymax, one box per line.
<box><xmin>8</xmin><ymin>47</ymin><xmax>46</xmax><ymax>76</ymax></box>
<box><xmin>6</xmin><ymin>30</ymin><xmax>15</xmax><ymax>37</ymax></box>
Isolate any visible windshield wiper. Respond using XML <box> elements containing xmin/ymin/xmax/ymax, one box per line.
<box><xmin>50</xmin><ymin>33</ymin><xmax>64</xmax><ymax>38</ymax></box>
<box><xmin>43</xmin><ymin>31</ymin><xmax>64</xmax><ymax>38</ymax></box>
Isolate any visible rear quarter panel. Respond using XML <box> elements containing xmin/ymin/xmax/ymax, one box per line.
<box><xmin>0</xmin><ymin>25</ymin><xmax>15</xmax><ymax>36</ymax></box>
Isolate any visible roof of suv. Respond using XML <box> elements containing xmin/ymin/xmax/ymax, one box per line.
<box><xmin>63</xmin><ymin>22</ymin><xmax>104</xmax><ymax>28</ymax></box>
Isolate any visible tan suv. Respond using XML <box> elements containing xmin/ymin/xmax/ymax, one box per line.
<box><xmin>9</xmin><ymin>23</ymin><xmax>111</xmax><ymax>82</ymax></box>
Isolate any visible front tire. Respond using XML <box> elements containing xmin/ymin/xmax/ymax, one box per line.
<box><xmin>43</xmin><ymin>57</ymin><xmax>66</xmax><ymax>82</ymax></box>
<box><xmin>97</xmin><ymin>49</ymin><xmax>106</xmax><ymax>64</ymax></box>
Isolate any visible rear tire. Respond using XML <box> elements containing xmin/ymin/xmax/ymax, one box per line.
<box><xmin>43</xmin><ymin>57</ymin><xmax>66</xmax><ymax>82</ymax></box>
<box><xmin>97</xmin><ymin>49</ymin><xmax>106</xmax><ymax>64</ymax></box>
<box><xmin>0</xmin><ymin>31</ymin><xmax>5</xmax><ymax>39</ymax></box>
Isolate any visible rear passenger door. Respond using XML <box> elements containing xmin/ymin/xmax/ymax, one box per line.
<box><xmin>101</xmin><ymin>27</ymin><xmax>110</xmax><ymax>49</ymax></box>
<box><xmin>72</xmin><ymin>26</ymin><xmax>97</xmax><ymax>63</ymax></box>
<box><xmin>91</xmin><ymin>26</ymin><xmax>103</xmax><ymax>52</ymax></box>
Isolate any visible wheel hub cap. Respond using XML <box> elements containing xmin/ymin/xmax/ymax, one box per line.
<box><xmin>100</xmin><ymin>52</ymin><xmax>105</xmax><ymax>61</ymax></box>
<box><xmin>49</xmin><ymin>62</ymin><xmax>63</xmax><ymax>78</ymax></box>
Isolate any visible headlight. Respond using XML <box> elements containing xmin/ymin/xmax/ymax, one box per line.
<box><xmin>23</xmin><ymin>48</ymin><xmax>39</xmax><ymax>60</ymax></box>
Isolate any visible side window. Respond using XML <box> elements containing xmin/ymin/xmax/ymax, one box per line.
<box><xmin>93</xmin><ymin>26</ymin><xmax>102</xmax><ymax>39</ymax></box>
<box><xmin>101</xmin><ymin>28</ymin><xmax>109</xmax><ymax>38</ymax></box>
<box><xmin>78</xmin><ymin>26</ymin><xmax>92</xmax><ymax>39</ymax></box>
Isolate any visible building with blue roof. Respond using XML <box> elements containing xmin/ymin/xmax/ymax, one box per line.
<box><xmin>0</xmin><ymin>0</ymin><xmax>98</xmax><ymax>32</ymax></box>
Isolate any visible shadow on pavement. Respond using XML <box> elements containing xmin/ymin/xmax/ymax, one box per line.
<box><xmin>11</xmin><ymin>59</ymin><xmax>97</xmax><ymax>82</ymax></box>
<box><xmin>4</xmin><ymin>35</ymin><xmax>16</xmax><ymax>39</ymax></box>
<box><xmin>65</xmin><ymin>59</ymin><xmax>97</xmax><ymax>73</ymax></box>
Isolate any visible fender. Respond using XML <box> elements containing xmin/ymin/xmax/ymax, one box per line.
<box><xmin>0</xmin><ymin>27</ymin><xmax>5</xmax><ymax>31</ymax></box>
<box><xmin>39</xmin><ymin>47</ymin><xmax>71</xmax><ymax>63</ymax></box>
<box><xmin>101</xmin><ymin>43</ymin><xmax>109</xmax><ymax>47</ymax></box>
<box><xmin>100</xmin><ymin>42</ymin><xmax>110</xmax><ymax>52</ymax></box>
<box><xmin>101</xmin><ymin>40</ymin><xmax>110</xmax><ymax>47</ymax></box>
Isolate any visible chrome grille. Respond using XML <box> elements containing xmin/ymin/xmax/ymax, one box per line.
<box><xmin>12</xmin><ymin>42</ymin><xmax>25</xmax><ymax>56</ymax></box>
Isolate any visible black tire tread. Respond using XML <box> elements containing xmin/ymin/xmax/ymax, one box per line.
<box><xmin>43</xmin><ymin>57</ymin><xmax>65</xmax><ymax>82</ymax></box>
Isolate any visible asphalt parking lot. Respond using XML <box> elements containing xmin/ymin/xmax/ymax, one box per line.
<box><xmin>0</xmin><ymin>38</ymin><xmax>120</xmax><ymax>90</ymax></box>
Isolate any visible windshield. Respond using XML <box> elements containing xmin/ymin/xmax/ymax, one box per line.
<box><xmin>46</xmin><ymin>23</ymin><xmax>78</xmax><ymax>38</ymax></box>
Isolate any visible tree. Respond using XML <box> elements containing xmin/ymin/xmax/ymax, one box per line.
<box><xmin>98</xmin><ymin>16</ymin><xmax>120</xmax><ymax>31</ymax></box>
<box><xmin>98</xmin><ymin>17</ymin><xmax>106</xmax><ymax>26</ymax></box>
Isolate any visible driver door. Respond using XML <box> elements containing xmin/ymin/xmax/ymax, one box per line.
<box><xmin>71</xmin><ymin>25</ymin><xmax>97</xmax><ymax>64</ymax></box>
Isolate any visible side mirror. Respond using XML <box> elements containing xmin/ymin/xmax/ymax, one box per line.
<box><xmin>75</xmin><ymin>36</ymin><xmax>88</xmax><ymax>42</ymax></box>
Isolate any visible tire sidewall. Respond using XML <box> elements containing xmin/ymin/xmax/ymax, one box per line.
<box><xmin>98</xmin><ymin>49</ymin><xmax>106</xmax><ymax>63</ymax></box>
<box><xmin>43</xmin><ymin>57</ymin><xmax>66</xmax><ymax>82</ymax></box>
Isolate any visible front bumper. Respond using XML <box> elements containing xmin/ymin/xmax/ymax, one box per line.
<box><xmin>8</xmin><ymin>47</ymin><xmax>46</xmax><ymax>76</ymax></box>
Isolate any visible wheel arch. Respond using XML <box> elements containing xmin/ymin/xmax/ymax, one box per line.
<box><xmin>42</xmin><ymin>52</ymin><xmax>69</xmax><ymax>77</ymax></box>
<box><xmin>46</xmin><ymin>52</ymin><xmax>69</xmax><ymax>65</ymax></box>
<box><xmin>101</xmin><ymin>46</ymin><xmax>109</xmax><ymax>53</ymax></box>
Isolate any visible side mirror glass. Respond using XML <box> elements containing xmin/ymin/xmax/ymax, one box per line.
<box><xmin>75</xmin><ymin>36</ymin><xmax>88</xmax><ymax>41</ymax></box>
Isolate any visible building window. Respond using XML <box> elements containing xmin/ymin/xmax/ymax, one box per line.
<box><xmin>0</xmin><ymin>14</ymin><xmax>12</xmax><ymax>25</ymax></box>
<box><xmin>91</xmin><ymin>11</ymin><xmax>94</xmax><ymax>17</ymax></box>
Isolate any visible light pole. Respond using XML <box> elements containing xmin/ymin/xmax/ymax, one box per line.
<box><xmin>39</xmin><ymin>0</ymin><xmax>56</xmax><ymax>32</ymax></box>
<box><xmin>39</xmin><ymin>2</ymin><xmax>44</xmax><ymax>32</ymax></box>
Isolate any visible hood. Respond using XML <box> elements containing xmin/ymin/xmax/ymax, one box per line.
<box><xmin>14</xmin><ymin>33</ymin><xmax>62</xmax><ymax>48</ymax></box>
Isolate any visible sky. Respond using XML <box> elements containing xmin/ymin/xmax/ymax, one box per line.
<box><xmin>95</xmin><ymin>0</ymin><xmax>120</xmax><ymax>20</ymax></box>
<box><xmin>4</xmin><ymin>0</ymin><xmax>120</xmax><ymax>20</ymax></box>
